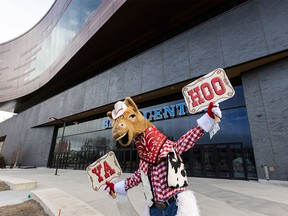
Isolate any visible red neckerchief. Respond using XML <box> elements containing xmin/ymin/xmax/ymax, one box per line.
<box><xmin>134</xmin><ymin>126</ymin><xmax>166</xmax><ymax>165</ymax></box>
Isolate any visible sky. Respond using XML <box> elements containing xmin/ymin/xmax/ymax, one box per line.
<box><xmin>0</xmin><ymin>0</ymin><xmax>55</xmax><ymax>43</ymax></box>
<box><xmin>0</xmin><ymin>0</ymin><xmax>55</xmax><ymax>123</ymax></box>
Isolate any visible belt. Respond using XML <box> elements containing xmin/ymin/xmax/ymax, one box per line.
<box><xmin>153</xmin><ymin>194</ymin><xmax>178</xmax><ymax>209</ymax></box>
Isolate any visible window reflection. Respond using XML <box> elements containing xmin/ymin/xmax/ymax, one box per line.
<box><xmin>53</xmin><ymin>84</ymin><xmax>257</xmax><ymax>179</ymax></box>
<box><xmin>25</xmin><ymin>0</ymin><xmax>102</xmax><ymax>81</ymax></box>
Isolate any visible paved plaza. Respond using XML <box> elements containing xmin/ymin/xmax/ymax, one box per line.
<box><xmin>0</xmin><ymin>168</ymin><xmax>288</xmax><ymax>216</ymax></box>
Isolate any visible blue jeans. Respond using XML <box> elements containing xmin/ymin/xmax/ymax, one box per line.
<box><xmin>150</xmin><ymin>201</ymin><xmax>178</xmax><ymax>216</ymax></box>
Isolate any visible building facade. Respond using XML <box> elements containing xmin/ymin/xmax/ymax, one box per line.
<box><xmin>0</xmin><ymin>0</ymin><xmax>288</xmax><ymax>183</ymax></box>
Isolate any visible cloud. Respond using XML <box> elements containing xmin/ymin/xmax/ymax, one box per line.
<box><xmin>0</xmin><ymin>0</ymin><xmax>55</xmax><ymax>43</ymax></box>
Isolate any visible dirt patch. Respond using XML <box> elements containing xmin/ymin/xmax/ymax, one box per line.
<box><xmin>0</xmin><ymin>182</ymin><xmax>48</xmax><ymax>216</ymax></box>
<box><xmin>0</xmin><ymin>181</ymin><xmax>10</xmax><ymax>191</ymax></box>
<box><xmin>0</xmin><ymin>199</ymin><xmax>48</xmax><ymax>216</ymax></box>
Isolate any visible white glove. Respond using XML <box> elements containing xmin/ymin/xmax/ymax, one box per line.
<box><xmin>114</xmin><ymin>180</ymin><xmax>127</xmax><ymax>195</ymax></box>
<box><xmin>104</xmin><ymin>180</ymin><xmax>127</xmax><ymax>196</ymax></box>
<box><xmin>211</xmin><ymin>103</ymin><xmax>222</xmax><ymax>118</ymax></box>
<box><xmin>197</xmin><ymin>102</ymin><xmax>222</xmax><ymax>132</ymax></box>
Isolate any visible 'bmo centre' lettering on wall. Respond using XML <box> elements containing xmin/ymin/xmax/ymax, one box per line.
<box><xmin>104</xmin><ymin>102</ymin><xmax>189</xmax><ymax>129</ymax></box>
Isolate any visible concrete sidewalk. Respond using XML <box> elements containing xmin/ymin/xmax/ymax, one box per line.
<box><xmin>1</xmin><ymin>168</ymin><xmax>288</xmax><ymax>216</ymax></box>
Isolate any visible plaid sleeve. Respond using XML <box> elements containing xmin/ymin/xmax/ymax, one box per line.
<box><xmin>125</xmin><ymin>168</ymin><xmax>142</xmax><ymax>190</ymax></box>
<box><xmin>174</xmin><ymin>125</ymin><xmax>204</xmax><ymax>154</ymax></box>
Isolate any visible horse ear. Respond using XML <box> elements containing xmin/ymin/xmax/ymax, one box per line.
<box><xmin>124</xmin><ymin>97</ymin><xmax>139</xmax><ymax>112</ymax></box>
<box><xmin>107</xmin><ymin>111</ymin><xmax>113</xmax><ymax>119</ymax></box>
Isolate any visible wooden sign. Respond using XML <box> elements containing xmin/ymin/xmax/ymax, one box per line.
<box><xmin>87</xmin><ymin>151</ymin><xmax>122</xmax><ymax>191</ymax></box>
<box><xmin>182</xmin><ymin>68</ymin><xmax>235</xmax><ymax>114</ymax></box>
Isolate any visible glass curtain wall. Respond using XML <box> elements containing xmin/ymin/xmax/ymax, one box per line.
<box><xmin>51</xmin><ymin>84</ymin><xmax>257</xmax><ymax>179</ymax></box>
<box><xmin>51</xmin><ymin>117</ymin><xmax>115</xmax><ymax>170</ymax></box>
<box><xmin>26</xmin><ymin>0</ymin><xmax>102</xmax><ymax>81</ymax></box>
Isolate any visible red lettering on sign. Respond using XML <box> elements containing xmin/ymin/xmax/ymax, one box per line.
<box><xmin>103</xmin><ymin>161</ymin><xmax>115</xmax><ymax>179</ymax></box>
<box><xmin>211</xmin><ymin>77</ymin><xmax>226</xmax><ymax>95</ymax></box>
<box><xmin>182</xmin><ymin>69</ymin><xmax>235</xmax><ymax>114</ymax></box>
<box><xmin>187</xmin><ymin>76</ymin><xmax>227</xmax><ymax>107</ymax></box>
<box><xmin>188</xmin><ymin>86</ymin><xmax>205</xmax><ymax>107</ymax></box>
<box><xmin>201</xmin><ymin>82</ymin><xmax>214</xmax><ymax>100</ymax></box>
<box><xmin>92</xmin><ymin>164</ymin><xmax>104</xmax><ymax>183</ymax></box>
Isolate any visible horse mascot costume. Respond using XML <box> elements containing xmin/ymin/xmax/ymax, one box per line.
<box><xmin>105</xmin><ymin>97</ymin><xmax>221</xmax><ymax>216</ymax></box>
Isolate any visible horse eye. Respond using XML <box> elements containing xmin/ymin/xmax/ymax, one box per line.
<box><xmin>129</xmin><ymin>114</ymin><xmax>136</xmax><ymax>119</ymax></box>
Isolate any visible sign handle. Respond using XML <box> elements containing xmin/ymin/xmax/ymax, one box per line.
<box><xmin>111</xmin><ymin>191</ymin><xmax>116</xmax><ymax>199</ymax></box>
<box><xmin>214</xmin><ymin>114</ymin><xmax>221</xmax><ymax>123</ymax></box>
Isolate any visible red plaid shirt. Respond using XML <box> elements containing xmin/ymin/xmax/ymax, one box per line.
<box><xmin>125</xmin><ymin>125</ymin><xmax>204</xmax><ymax>202</ymax></box>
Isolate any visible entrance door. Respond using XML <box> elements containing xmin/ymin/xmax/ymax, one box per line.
<box><xmin>203</xmin><ymin>145</ymin><xmax>217</xmax><ymax>177</ymax></box>
<box><xmin>189</xmin><ymin>143</ymin><xmax>247</xmax><ymax>179</ymax></box>
<box><xmin>230</xmin><ymin>143</ymin><xmax>246</xmax><ymax>179</ymax></box>
<box><xmin>217</xmin><ymin>144</ymin><xmax>230</xmax><ymax>178</ymax></box>
<box><xmin>192</xmin><ymin>146</ymin><xmax>203</xmax><ymax>177</ymax></box>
